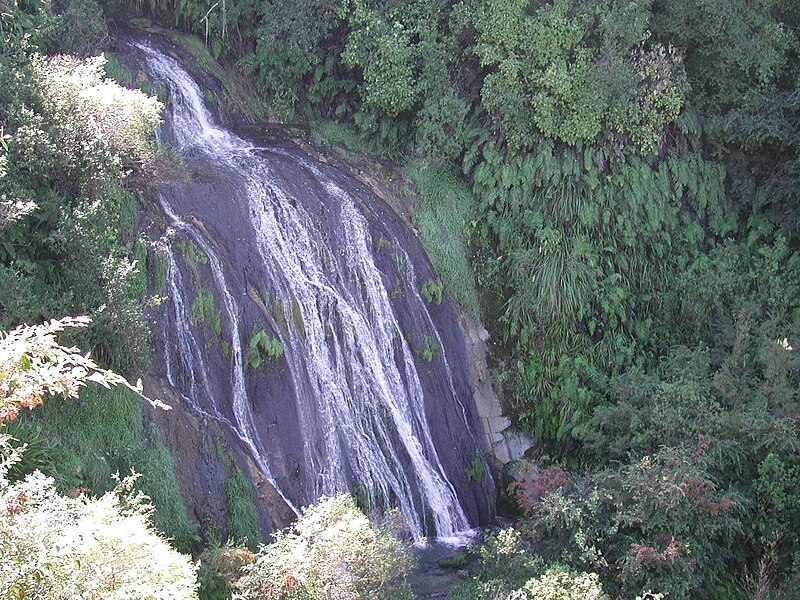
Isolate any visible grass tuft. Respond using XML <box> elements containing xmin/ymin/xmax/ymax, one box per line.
<box><xmin>192</xmin><ymin>288</ymin><xmax>222</xmax><ymax>336</ymax></box>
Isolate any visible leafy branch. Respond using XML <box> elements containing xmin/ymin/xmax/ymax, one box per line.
<box><xmin>0</xmin><ymin>316</ymin><xmax>169</xmax><ymax>423</ymax></box>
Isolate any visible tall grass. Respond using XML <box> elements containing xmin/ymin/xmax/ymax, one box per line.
<box><xmin>6</xmin><ymin>386</ymin><xmax>197</xmax><ymax>552</ymax></box>
<box><xmin>224</xmin><ymin>470</ymin><xmax>260</xmax><ymax>550</ymax></box>
<box><xmin>406</xmin><ymin>161</ymin><xmax>482</xmax><ymax>321</ymax></box>
<box><xmin>310</xmin><ymin>120</ymin><xmax>365</xmax><ymax>153</ymax></box>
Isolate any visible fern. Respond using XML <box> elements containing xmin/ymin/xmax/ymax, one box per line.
<box><xmin>245</xmin><ymin>329</ymin><xmax>283</xmax><ymax>370</ymax></box>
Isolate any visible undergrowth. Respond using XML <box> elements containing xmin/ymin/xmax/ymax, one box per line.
<box><xmin>5</xmin><ymin>386</ymin><xmax>197</xmax><ymax>552</ymax></box>
<box><xmin>223</xmin><ymin>470</ymin><xmax>260</xmax><ymax>551</ymax></box>
<box><xmin>166</xmin><ymin>30</ymin><xmax>267</xmax><ymax>122</ymax></box>
<box><xmin>406</xmin><ymin>161</ymin><xmax>481</xmax><ymax>321</ymax></box>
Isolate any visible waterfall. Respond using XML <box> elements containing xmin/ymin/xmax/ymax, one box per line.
<box><xmin>159</xmin><ymin>203</ymin><xmax>301</xmax><ymax>516</ymax></box>
<box><xmin>135</xmin><ymin>40</ymin><xmax>492</xmax><ymax>538</ymax></box>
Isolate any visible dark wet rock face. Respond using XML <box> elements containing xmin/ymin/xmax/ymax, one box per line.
<box><xmin>128</xmin><ymin>35</ymin><xmax>495</xmax><ymax>539</ymax></box>
<box><xmin>409</xmin><ymin>540</ymin><xmax>480</xmax><ymax>599</ymax></box>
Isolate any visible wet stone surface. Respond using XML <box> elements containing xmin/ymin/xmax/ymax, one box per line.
<box><xmin>409</xmin><ymin>539</ymin><xmax>479</xmax><ymax>599</ymax></box>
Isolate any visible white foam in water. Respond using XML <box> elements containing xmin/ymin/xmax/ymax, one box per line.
<box><xmin>414</xmin><ymin>528</ymin><xmax>482</xmax><ymax>550</ymax></box>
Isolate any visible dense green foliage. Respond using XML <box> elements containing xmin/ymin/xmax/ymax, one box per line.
<box><xmin>6</xmin><ymin>385</ymin><xmax>197</xmax><ymax>550</ymax></box>
<box><xmin>139</xmin><ymin>0</ymin><xmax>798</xmax><ymax>443</ymax></box>
<box><xmin>3</xmin><ymin>0</ymin><xmax>799</xmax><ymax>596</ymax></box>
<box><xmin>136</xmin><ymin>0</ymin><xmax>800</xmax><ymax>594</ymax></box>
<box><xmin>0</xmin><ymin>3</ymin><xmax>160</xmax><ymax>372</ymax></box>
<box><xmin>450</xmin><ymin>528</ymin><xmax>611</xmax><ymax>600</ymax></box>
<box><xmin>458</xmin><ymin>345</ymin><xmax>799</xmax><ymax>597</ymax></box>
<box><xmin>0</xmin><ymin>0</ymin><xmax>197</xmax><ymax>555</ymax></box>
<box><xmin>0</xmin><ymin>319</ymin><xmax>197</xmax><ymax>597</ymax></box>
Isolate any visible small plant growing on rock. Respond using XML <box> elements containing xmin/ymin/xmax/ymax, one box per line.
<box><xmin>245</xmin><ymin>330</ymin><xmax>283</xmax><ymax>370</ymax></box>
<box><xmin>373</xmin><ymin>236</ymin><xmax>393</xmax><ymax>251</ymax></box>
<box><xmin>466</xmin><ymin>453</ymin><xmax>487</xmax><ymax>486</ymax></box>
<box><xmin>421</xmin><ymin>279</ymin><xmax>443</xmax><ymax>305</ymax></box>
<box><xmin>416</xmin><ymin>333</ymin><xmax>440</xmax><ymax>363</ymax></box>
<box><xmin>192</xmin><ymin>288</ymin><xmax>222</xmax><ymax>336</ymax></box>
<box><xmin>290</xmin><ymin>295</ymin><xmax>306</xmax><ymax>341</ymax></box>
<box><xmin>176</xmin><ymin>238</ymin><xmax>209</xmax><ymax>267</ymax></box>
<box><xmin>440</xmin><ymin>550</ymin><xmax>470</xmax><ymax>569</ymax></box>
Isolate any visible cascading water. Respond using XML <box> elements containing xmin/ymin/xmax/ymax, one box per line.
<box><xmin>133</xmin><ymin>38</ymin><xmax>494</xmax><ymax>538</ymax></box>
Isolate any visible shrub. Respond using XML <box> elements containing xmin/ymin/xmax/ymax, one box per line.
<box><xmin>36</xmin><ymin>55</ymin><xmax>162</xmax><ymax>181</ymax></box>
<box><xmin>583</xmin><ymin>345</ymin><xmax>800</xmax><ymax>587</ymax></box>
<box><xmin>420</xmin><ymin>278</ymin><xmax>443</xmax><ymax>306</ymax></box>
<box><xmin>234</xmin><ymin>494</ymin><xmax>414</xmax><ymax>600</ymax></box>
<box><xmin>452</xmin><ymin>529</ymin><xmax>609</xmax><ymax>600</ymax></box>
<box><xmin>246</xmin><ymin>0</ymin><xmax>345</xmax><ymax>118</ymax></box>
<box><xmin>524</xmin><ymin>486</ymin><xmax>613</xmax><ymax>575</ymax></box>
<box><xmin>0</xmin><ymin>316</ymin><xmax>163</xmax><ymax>423</ymax></box>
<box><xmin>510</xmin><ymin>461</ymin><xmax>572</xmax><ymax>516</ymax></box>
<box><xmin>0</xmin><ymin>471</ymin><xmax>197</xmax><ymax>598</ymax></box>
<box><xmin>46</xmin><ymin>0</ymin><xmax>108</xmax><ymax>56</ymax></box>
<box><xmin>343</xmin><ymin>13</ymin><xmax>419</xmax><ymax>118</ymax></box>
<box><xmin>476</xmin><ymin>528</ymin><xmax>542</xmax><ymax>585</ymax></box>
<box><xmin>608</xmin><ymin>450</ymin><xmax>742</xmax><ymax>597</ymax></box>
<box><xmin>7</xmin><ymin>385</ymin><xmax>198</xmax><ymax>551</ymax></box>
<box><xmin>414</xmin><ymin>91</ymin><xmax>470</xmax><ymax>161</ymax></box>
<box><xmin>522</xmin><ymin>566</ymin><xmax>608</xmax><ymax>600</ymax></box>
<box><xmin>198</xmin><ymin>544</ymin><xmax>257</xmax><ymax>600</ymax></box>
<box><xmin>524</xmin><ymin>447</ymin><xmax>743</xmax><ymax>599</ymax></box>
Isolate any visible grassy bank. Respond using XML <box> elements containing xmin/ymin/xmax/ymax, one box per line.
<box><xmin>7</xmin><ymin>387</ymin><xmax>197</xmax><ymax>552</ymax></box>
